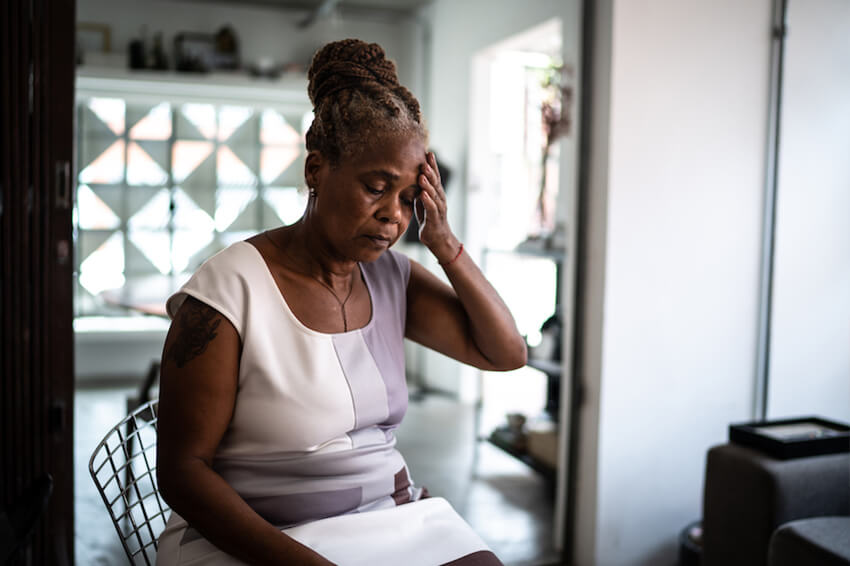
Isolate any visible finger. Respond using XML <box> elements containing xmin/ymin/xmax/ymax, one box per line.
<box><xmin>418</xmin><ymin>186</ymin><xmax>441</xmax><ymax>220</ymax></box>
<box><xmin>419</xmin><ymin>169</ymin><xmax>446</xmax><ymax>208</ymax></box>
<box><xmin>418</xmin><ymin>171</ymin><xmax>436</xmax><ymax>198</ymax></box>
<box><xmin>418</xmin><ymin>174</ymin><xmax>445</xmax><ymax>216</ymax></box>
<box><xmin>419</xmin><ymin>164</ymin><xmax>439</xmax><ymax>195</ymax></box>
<box><xmin>421</xmin><ymin>157</ymin><xmax>444</xmax><ymax>198</ymax></box>
<box><xmin>427</xmin><ymin>152</ymin><xmax>442</xmax><ymax>185</ymax></box>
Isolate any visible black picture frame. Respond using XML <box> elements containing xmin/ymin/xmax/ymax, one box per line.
<box><xmin>76</xmin><ymin>22</ymin><xmax>111</xmax><ymax>66</ymax></box>
<box><xmin>174</xmin><ymin>32</ymin><xmax>216</xmax><ymax>73</ymax></box>
<box><xmin>729</xmin><ymin>416</ymin><xmax>850</xmax><ymax>460</ymax></box>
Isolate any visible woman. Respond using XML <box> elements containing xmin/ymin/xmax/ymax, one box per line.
<box><xmin>155</xmin><ymin>39</ymin><xmax>526</xmax><ymax>565</ymax></box>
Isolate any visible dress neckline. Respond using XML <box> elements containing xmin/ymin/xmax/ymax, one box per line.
<box><xmin>242</xmin><ymin>241</ymin><xmax>375</xmax><ymax>337</ymax></box>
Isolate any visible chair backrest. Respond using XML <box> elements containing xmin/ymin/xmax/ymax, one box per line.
<box><xmin>89</xmin><ymin>399</ymin><xmax>170</xmax><ymax>565</ymax></box>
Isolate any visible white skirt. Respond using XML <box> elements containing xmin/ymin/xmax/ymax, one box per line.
<box><xmin>156</xmin><ymin>497</ymin><xmax>502</xmax><ymax>566</ymax></box>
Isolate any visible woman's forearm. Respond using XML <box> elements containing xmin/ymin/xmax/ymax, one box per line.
<box><xmin>158</xmin><ymin>459</ymin><xmax>334</xmax><ymax>566</ymax></box>
<box><xmin>413</xmin><ymin>151</ymin><xmax>525</xmax><ymax>370</ymax></box>
<box><xmin>438</xmin><ymin>238</ymin><xmax>527</xmax><ymax>370</ymax></box>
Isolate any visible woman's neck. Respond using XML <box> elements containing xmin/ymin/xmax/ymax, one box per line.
<box><xmin>274</xmin><ymin>220</ymin><xmax>357</xmax><ymax>289</ymax></box>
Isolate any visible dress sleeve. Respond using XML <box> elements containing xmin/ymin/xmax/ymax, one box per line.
<box><xmin>165</xmin><ymin>242</ymin><xmax>255</xmax><ymax>338</ymax></box>
<box><xmin>389</xmin><ymin>248</ymin><xmax>411</xmax><ymax>288</ymax></box>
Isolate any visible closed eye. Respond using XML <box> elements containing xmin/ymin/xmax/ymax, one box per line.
<box><xmin>401</xmin><ymin>187</ymin><xmax>421</xmax><ymax>207</ymax></box>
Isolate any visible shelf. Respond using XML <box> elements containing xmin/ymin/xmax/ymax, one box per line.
<box><xmin>76</xmin><ymin>66</ymin><xmax>310</xmax><ymax>111</ymax></box>
<box><xmin>487</xmin><ymin>427</ymin><xmax>556</xmax><ymax>480</ymax></box>
<box><xmin>483</xmin><ymin>246</ymin><xmax>565</xmax><ymax>261</ymax></box>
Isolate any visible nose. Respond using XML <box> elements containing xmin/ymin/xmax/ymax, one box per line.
<box><xmin>376</xmin><ymin>195</ymin><xmax>403</xmax><ymax>224</ymax></box>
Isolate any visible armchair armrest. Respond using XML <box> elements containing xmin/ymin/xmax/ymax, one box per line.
<box><xmin>701</xmin><ymin>443</ymin><xmax>849</xmax><ymax>566</ymax></box>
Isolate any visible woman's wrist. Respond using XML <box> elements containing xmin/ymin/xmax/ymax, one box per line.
<box><xmin>431</xmin><ymin>236</ymin><xmax>462</xmax><ymax>266</ymax></box>
<box><xmin>439</xmin><ymin>242</ymin><xmax>464</xmax><ymax>267</ymax></box>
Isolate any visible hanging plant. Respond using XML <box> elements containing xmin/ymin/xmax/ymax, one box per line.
<box><xmin>535</xmin><ymin>63</ymin><xmax>573</xmax><ymax>240</ymax></box>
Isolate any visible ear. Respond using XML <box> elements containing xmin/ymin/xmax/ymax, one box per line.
<box><xmin>304</xmin><ymin>150</ymin><xmax>325</xmax><ymax>189</ymax></box>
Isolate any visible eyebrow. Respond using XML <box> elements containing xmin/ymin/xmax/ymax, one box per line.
<box><xmin>362</xmin><ymin>169</ymin><xmax>400</xmax><ymax>181</ymax></box>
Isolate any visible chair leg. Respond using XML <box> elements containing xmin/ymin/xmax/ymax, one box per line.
<box><xmin>123</xmin><ymin>417</ymin><xmax>137</xmax><ymax>523</ymax></box>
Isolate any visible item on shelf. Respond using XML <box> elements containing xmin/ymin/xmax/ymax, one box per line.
<box><xmin>490</xmin><ymin>425</ymin><xmax>527</xmax><ymax>452</ymax></box>
<box><xmin>126</xmin><ymin>27</ymin><xmax>169</xmax><ymax>71</ymax></box>
<box><xmin>149</xmin><ymin>32</ymin><xmax>168</xmax><ymax>70</ymax></box>
<box><xmin>128</xmin><ymin>26</ymin><xmax>151</xmax><ymax>70</ymax></box>
<box><xmin>173</xmin><ymin>26</ymin><xmax>241</xmax><ymax>73</ymax></box>
<box><xmin>514</xmin><ymin>236</ymin><xmax>546</xmax><ymax>254</ymax></box>
<box><xmin>532</xmin><ymin>63</ymin><xmax>574</xmax><ymax>239</ymax></box>
<box><xmin>249</xmin><ymin>57</ymin><xmax>281</xmax><ymax>79</ymax></box>
<box><xmin>488</xmin><ymin>418</ymin><xmax>557</xmax><ymax>478</ymax></box>
<box><xmin>526</xmin><ymin>420</ymin><xmax>558</xmax><ymax>469</ymax></box>
<box><xmin>213</xmin><ymin>25</ymin><xmax>240</xmax><ymax>70</ymax></box>
<box><xmin>76</xmin><ymin>22</ymin><xmax>111</xmax><ymax>66</ymax></box>
<box><xmin>550</xmin><ymin>222</ymin><xmax>568</xmax><ymax>250</ymax></box>
<box><xmin>529</xmin><ymin>307</ymin><xmax>562</xmax><ymax>362</ymax></box>
<box><xmin>506</xmin><ymin>412</ymin><xmax>526</xmax><ymax>432</ymax></box>
<box><xmin>174</xmin><ymin>32</ymin><xmax>216</xmax><ymax>73</ymax></box>
<box><xmin>128</xmin><ymin>38</ymin><xmax>146</xmax><ymax>70</ymax></box>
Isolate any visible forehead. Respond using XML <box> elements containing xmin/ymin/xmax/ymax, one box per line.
<box><xmin>339</xmin><ymin>134</ymin><xmax>426</xmax><ymax>176</ymax></box>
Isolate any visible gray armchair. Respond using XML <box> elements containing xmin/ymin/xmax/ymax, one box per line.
<box><xmin>701</xmin><ymin>442</ymin><xmax>849</xmax><ymax>566</ymax></box>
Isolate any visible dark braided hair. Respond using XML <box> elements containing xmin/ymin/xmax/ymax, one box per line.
<box><xmin>305</xmin><ymin>39</ymin><xmax>427</xmax><ymax>165</ymax></box>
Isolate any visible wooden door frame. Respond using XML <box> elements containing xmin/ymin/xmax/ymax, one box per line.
<box><xmin>1</xmin><ymin>0</ymin><xmax>76</xmax><ymax>563</ymax></box>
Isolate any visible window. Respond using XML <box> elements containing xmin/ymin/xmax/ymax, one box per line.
<box><xmin>74</xmin><ymin>96</ymin><xmax>311</xmax><ymax>317</ymax></box>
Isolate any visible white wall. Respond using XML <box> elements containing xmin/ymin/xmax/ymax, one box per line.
<box><xmin>577</xmin><ymin>1</ymin><xmax>772</xmax><ymax>564</ymax></box>
<box><xmin>766</xmin><ymin>0</ymin><xmax>850</xmax><ymax>422</ymax></box>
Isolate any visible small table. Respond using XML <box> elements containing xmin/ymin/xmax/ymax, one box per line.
<box><xmin>99</xmin><ymin>274</ymin><xmax>188</xmax><ymax>319</ymax></box>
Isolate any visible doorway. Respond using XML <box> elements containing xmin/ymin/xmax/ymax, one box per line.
<box><xmin>463</xmin><ymin>16</ymin><xmax>576</xmax><ymax>565</ymax></box>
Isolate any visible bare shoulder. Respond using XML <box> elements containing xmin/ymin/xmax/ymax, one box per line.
<box><xmin>164</xmin><ymin>296</ymin><xmax>238</xmax><ymax>370</ymax></box>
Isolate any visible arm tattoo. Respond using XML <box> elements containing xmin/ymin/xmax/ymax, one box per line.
<box><xmin>166</xmin><ymin>301</ymin><xmax>222</xmax><ymax>368</ymax></box>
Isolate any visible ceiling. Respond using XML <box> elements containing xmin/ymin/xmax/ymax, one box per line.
<box><xmin>174</xmin><ymin>0</ymin><xmax>433</xmax><ymax>14</ymax></box>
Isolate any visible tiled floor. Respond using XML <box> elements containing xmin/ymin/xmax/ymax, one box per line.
<box><xmin>74</xmin><ymin>386</ymin><xmax>559</xmax><ymax>565</ymax></box>
<box><xmin>74</xmin><ymin>385</ymin><xmax>137</xmax><ymax>566</ymax></box>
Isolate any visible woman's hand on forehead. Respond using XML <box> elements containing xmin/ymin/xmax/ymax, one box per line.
<box><xmin>415</xmin><ymin>152</ymin><xmax>460</xmax><ymax>263</ymax></box>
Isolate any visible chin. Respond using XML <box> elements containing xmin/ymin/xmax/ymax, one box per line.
<box><xmin>357</xmin><ymin>247</ymin><xmax>389</xmax><ymax>263</ymax></box>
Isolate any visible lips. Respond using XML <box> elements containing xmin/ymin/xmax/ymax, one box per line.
<box><xmin>365</xmin><ymin>234</ymin><xmax>392</xmax><ymax>247</ymax></box>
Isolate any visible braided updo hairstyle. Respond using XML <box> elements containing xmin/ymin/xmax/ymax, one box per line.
<box><xmin>305</xmin><ymin>39</ymin><xmax>427</xmax><ymax>165</ymax></box>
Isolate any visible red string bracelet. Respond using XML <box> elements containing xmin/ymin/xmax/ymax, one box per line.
<box><xmin>440</xmin><ymin>243</ymin><xmax>464</xmax><ymax>267</ymax></box>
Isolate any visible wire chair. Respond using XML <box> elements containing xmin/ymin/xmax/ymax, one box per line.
<box><xmin>89</xmin><ymin>399</ymin><xmax>170</xmax><ymax>565</ymax></box>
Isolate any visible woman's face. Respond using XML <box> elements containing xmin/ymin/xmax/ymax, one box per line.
<box><xmin>307</xmin><ymin>134</ymin><xmax>425</xmax><ymax>262</ymax></box>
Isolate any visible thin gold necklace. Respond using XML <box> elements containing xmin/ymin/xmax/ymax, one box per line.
<box><xmin>263</xmin><ymin>231</ymin><xmax>356</xmax><ymax>331</ymax></box>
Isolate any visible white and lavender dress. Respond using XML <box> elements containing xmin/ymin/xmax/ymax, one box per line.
<box><xmin>155</xmin><ymin>242</ymin><xmax>500</xmax><ymax>566</ymax></box>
